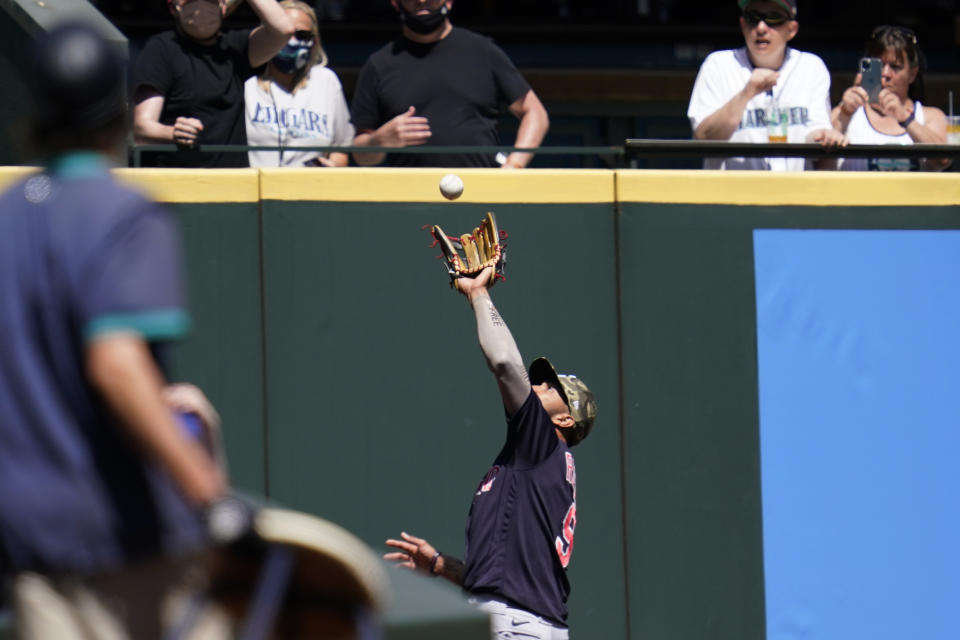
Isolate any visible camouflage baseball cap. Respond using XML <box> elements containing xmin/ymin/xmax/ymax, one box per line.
<box><xmin>529</xmin><ymin>357</ymin><xmax>598</xmax><ymax>446</ymax></box>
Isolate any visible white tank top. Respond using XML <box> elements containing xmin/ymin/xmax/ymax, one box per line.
<box><xmin>839</xmin><ymin>103</ymin><xmax>925</xmax><ymax>171</ymax></box>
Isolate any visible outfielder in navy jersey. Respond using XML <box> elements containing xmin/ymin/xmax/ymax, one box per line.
<box><xmin>385</xmin><ymin>265</ymin><xmax>597</xmax><ymax>638</ymax></box>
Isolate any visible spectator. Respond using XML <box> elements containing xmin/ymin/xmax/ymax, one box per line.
<box><xmin>831</xmin><ymin>25</ymin><xmax>949</xmax><ymax>171</ymax></box>
<box><xmin>687</xmin><ymin>0</ymin><xmax>846</xmax><ymax>170</ymax></box>
<box><xmin>351</xmin><ymin>0</ymin><xmax>549</xmax><ymax>168</ymax></box>
<box><xmin>0</xmin><ymin>22</ymin><xmax>226</xmax><ymax>639</ymax></box>
<box><xmin>133</xmin><ymin>0</ymin><xmax>294</xmax><ymax>167</ymax></box>
<box><xmin>245</xmin><ymin>0</ymin><xmax>354</xmax><ymax>167</ymax></box>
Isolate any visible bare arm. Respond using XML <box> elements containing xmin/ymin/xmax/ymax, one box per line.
<box><xmin>502</xmin><ymin>89</ymin><xmax>549</xmax><ymax>169</ymax></box>
<box><xmin>87</xmin><ymin>334</ymin><xmax>225</xmax><ymax>507</ymax></box>
<box><xmin>352</xmin><ymin>107</ymin><xmax>432</xmax><ymax>166</ymax></box>
<box><xmin>246</xmin><ymin>0</ymin><xmax>295</xmax><ymax>68</ymax></box>
<box><xmin>874</xmin><ymin>91</ymin><xmax>949</xmax><ymax>171</ymax></box>
<box><xmin>831</xmin><ymin>82</ymin><xmax>869</xmax><ymax>133</ymax></box>
<box><xmin>384</xmin><ymin>532</ymin><xmax>465</xmax><ymax>587</ymax></box>
<box><xmin>905</xmin><ymin>105</ymin><xmax>950</xmax><ymax>171</ymax></box>
<box><xmin>133</xmin><ymin>92</ymin><xmax>174</xmax><ymax>144</ymax></box>
<box><xmin>458</xmin><ymin>267</ymin><xmax>529</xmax><ymax>416</ymax></box>
<box><xmin>133</xmin><ymin>90</ymin><xmax>205</xmax><ymax>147</ymax></box>
<box><xmin>694</xmin><ymin>68</ymin><xmax>777</xmax><ymax>140</ymax></box>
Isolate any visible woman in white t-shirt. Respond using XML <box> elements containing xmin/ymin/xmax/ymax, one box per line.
<box><xmin>245</xmin><ymin>0</ymin><xmax>354</xmax><ymax>167</ymax></box>
<box><xmin>831</xmin><ymin>25</ymin><xmax>949</xmax><ymax>171</ymax></box>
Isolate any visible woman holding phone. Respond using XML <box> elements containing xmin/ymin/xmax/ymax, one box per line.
<box><xmin>831</xmin><ymin>25</ymin><xmax>949</xmax><ymax>171</ymax></box>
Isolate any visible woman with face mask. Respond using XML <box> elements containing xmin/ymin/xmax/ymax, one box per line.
<box><xmin>132</xmin><ymin>0</ymin><xmax>294</xmax><ymax>168</ymax></box>
<box><xmin>244</xmin><ymin>0</ymin><xmax>355</xmax><ymax>167</ymax></box>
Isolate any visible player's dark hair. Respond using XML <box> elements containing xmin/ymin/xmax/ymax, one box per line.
<box><xmin>865</xmin><ymin>25</ymin><xmax>925</xmax><ymax>102</ymax></box>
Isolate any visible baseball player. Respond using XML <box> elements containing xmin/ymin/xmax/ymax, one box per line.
<box><xmin>0</xmin><ymin>22</ymin><xmax>225</xmax><ymax>638</ymax></box>
<box><xmin>385</xmin><ymin>265</ymin><xmax>597</xmax><ymax>639</ymax></box>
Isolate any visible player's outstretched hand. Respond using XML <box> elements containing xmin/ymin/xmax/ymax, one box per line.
<box><xmin>456</xmin><ymin>266</ymin><xmax>495</xmax><ymax>301</ymax></box>
<box><xmin>384</xmin><ymin>531</ymin><xmax>439</xmax><ymax>574</ymax></box>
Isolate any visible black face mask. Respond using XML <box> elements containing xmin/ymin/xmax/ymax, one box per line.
<box><xmin>398</xmin><ymin>4</ymin><xmax>449</xmax><ymax>35</ymax></box>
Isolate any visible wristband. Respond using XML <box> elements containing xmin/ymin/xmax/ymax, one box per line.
<box><xmin>898</xmin><ymin>110</ymin><xmax>915</xmax><ymax>128</ymax></box>
<box><xmin>428</xmin><ymin>551</ymin><xmax>442</xmax><ymax>576</ymax></box>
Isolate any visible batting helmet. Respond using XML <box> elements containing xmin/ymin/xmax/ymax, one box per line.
<box><xmin>27</xmin><ymin>22</ymin><xmax>127</xmax><ymax>139</ymax></box>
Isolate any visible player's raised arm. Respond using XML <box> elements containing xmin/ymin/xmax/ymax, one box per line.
<box><xmin>457</xmin><ymin>266</ymin><xmax>529</xmax><ymax>416</ymax></box>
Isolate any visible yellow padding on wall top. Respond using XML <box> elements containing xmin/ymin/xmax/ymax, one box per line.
<box><xmin>114</xmin><ymin>168</ymin><xmax>260</xmax><ymax>203</ymax></box>
<box><xmin>259</xmin><ymin>168</ymin><xmax>615</xmax><ymax>203</ymax></box>
<box><xmin>617</xmin><ymin>170</ymin><xmax>960</xmax><ymax>206</ymax></box>
<box><xmin>0</xmin><ymin>167</ymin><xmax>39</xmax><ymax>191</ymax></box>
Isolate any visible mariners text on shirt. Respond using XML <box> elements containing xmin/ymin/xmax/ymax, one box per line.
<box><xmin>741</xmin><ymin>106</ymin><xmax>809</xmax><ymax>130</ymax></box>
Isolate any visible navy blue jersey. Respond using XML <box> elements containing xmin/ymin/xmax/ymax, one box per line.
<box><xmin>0</xmin><ymin>153</ymin><xmax>203</xmax><ymax>575</ymax></box>
<box><xmin>463</xmin><ymin>390</ymin><xmax>577</xmax><ymax>625</ymax></box>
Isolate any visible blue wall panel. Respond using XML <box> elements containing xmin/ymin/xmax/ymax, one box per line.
<box><xmin>754</xmin><ymin>230</ymin><xmax>960</xmax><ymax>640</ymax></box>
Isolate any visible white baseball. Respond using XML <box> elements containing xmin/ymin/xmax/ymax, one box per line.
<box><xmin>439</xmin><ymin>173</ymin><xmax>464</xmax><ymax>200</ymax></box>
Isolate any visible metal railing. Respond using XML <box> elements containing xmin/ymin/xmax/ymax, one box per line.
<box><xmin>129</xmin><ymin>144</ymin><xmax>626</xmax><ymax>168</ymax></box>
<box><xmin>624</xmin><ymin>139</ymin><xmax>960</xmax><ymax>160</ymax></box>
<box><xmin>128</xmin><ymin>141</ymin><xmax>960</xmax><ymax>168</ymax></box>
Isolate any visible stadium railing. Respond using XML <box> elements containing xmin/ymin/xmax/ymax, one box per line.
<box><xmin>128</xmin><ymin>141</ymin><xmax>960</xmax><ymax>169</ymax></box>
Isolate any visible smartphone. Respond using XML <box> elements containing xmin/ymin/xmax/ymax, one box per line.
<box><xmin>859</xmin><ymin>57</ymin><xmax>882</xmax><ymax>103</ymax></box>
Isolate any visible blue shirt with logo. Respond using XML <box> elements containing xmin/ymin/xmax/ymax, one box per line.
<box><xmin>0</xmin><ymin>153</ymin><xmax>203</xmax><ymax>575</ymax></box>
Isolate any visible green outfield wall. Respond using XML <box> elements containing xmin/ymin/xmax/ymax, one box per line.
<box><xmin>2</xmin><ymin>167</ymin><xmax>956</xmax><ymax>639</ymax></box>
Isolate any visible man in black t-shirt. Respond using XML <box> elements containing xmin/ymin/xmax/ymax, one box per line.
<box><xmin>351</xmin><ymin>0</ymin><xmax>550</xmax><ymax>168</ymax></box>
<box><xmin>384</xmin><ymin>266</ymin><xmax>597</xmax><ymax>637</ymax></box>
<box><xmin>133</xmin><ymin>0</ymin><xmax>293</xmax><ymax>167</ymax></box>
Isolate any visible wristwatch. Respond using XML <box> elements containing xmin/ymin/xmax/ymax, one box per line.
<box><xmin>898</xmin><ymin>110</ymin><xmax>916</xmax><ymax>128</ymax></box>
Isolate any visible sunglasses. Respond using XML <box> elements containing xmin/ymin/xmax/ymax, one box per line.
<box><xmin>742</xmin><ymin>10</ymin><xmax>792</xmax><ymax>27</ymax></box>
<box><xmin>294</xmin><ymin>30</ymin><xmax>315</xmax><ymax>41</ymax></box>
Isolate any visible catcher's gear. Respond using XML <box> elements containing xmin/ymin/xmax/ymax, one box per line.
<box><xmin>431</xmin><ymin>212</ymin><xmax>506</xmax><ymax>291</ymax></box>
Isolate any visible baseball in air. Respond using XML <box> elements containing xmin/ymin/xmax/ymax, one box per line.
<box><xmin>439</xmin><ymin>173</ymin><xmax>464</xmax><ymax>200</ymax></box>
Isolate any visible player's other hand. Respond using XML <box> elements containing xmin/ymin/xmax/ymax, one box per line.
<box><xmin>164</xmin><ymin>383</ymin><xmax>221</xmax><ymax>430</ymax></box>
<box><xmin>457</xmin><ymin>266</ymin><xmax>495</xmax><ymax>301</ymax></box>
<box><xmin>384</xmin><ymin>531</ymin><xmax>439</xmax><ymax>575</ymax></box>
<box><xmin>378</xmin><ymin>106</ymin><xmax>431</xmax><ymax>148</ymax></box>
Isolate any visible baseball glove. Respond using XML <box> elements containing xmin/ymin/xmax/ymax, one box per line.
<box><xmin>431</xmin><ymin>212</ymin><xmax>506</xmax><ymax>290</ymax></box>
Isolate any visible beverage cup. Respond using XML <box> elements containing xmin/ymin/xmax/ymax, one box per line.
<box><xmin>946</xmin><ymin>115</ymin><xmax>960</xmax><ymax>145</ymax></box>
<box><xmin>767</xmin><ymin>107</ymin><xmax>788</xmax><ymax>143</ymax></box>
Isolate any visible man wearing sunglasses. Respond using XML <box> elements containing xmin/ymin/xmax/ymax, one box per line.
<box><xmin>687</xmin><ymin>0</ymin><xmax>847</xmax><ymax>170</ymax></box>
<box><xmin>133</xmin><ymin>0</ymin><xmax>294</xmax><ymax>167</ymax></box>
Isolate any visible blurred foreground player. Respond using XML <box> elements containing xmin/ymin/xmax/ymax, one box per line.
<box><xmin>385</xmin><ymin>265</ymin><xmax>597</xmax><ymax>638</ymax></box>
<box><xmin>0</xmin><ymin>22</ymin><xmax>225</xmax><ymax>639</ymax></box>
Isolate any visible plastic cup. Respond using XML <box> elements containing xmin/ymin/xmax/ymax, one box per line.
<box><xmin>946</xmin><ymin>115</ymin><xmax>960</xmax><ymax>145</ymax></box>
<box><xmin>767</xmin><ymin>107</ymin><xmax>788</xmax><ymax>143</ymax></box>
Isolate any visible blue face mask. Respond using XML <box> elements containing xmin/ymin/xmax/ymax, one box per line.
<box><xmin>272</xmin><ymin>35</ymin><xmax>313</xmax><ymax>73</ymax></box>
